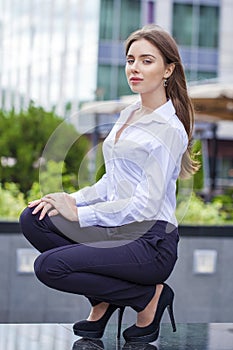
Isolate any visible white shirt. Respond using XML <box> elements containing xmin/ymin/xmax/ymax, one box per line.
<box><xmin>71</xmin><ymin>99</ymin><xmax>188</xmax><ymax>227</ymax></box>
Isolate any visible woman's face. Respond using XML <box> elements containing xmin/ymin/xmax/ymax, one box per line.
<box><xmin>125</xmin><ymin>38</ymin><xmax>171</xmax><ymax>97</ymax></box>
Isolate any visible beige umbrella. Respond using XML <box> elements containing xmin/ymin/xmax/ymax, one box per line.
<box><xmin>188</xmin><ymin>83</ymin><xmax>233</xmax><ymax>121</ymax></box>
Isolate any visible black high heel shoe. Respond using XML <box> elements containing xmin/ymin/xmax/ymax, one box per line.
<box><xmin>73</xmin><ymin>304</ymin><xmax>125</xmax><ymax>339</ymax></box>
<box><xmin>123</xmin><ymin>283</ymin><xmax>176</xmax><ymax>343</ymax></box>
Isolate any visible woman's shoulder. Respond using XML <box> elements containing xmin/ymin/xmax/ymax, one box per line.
<box><xmin>146</xmin><ymin>101</ymin><xmax>188</xmax><ymax>150</ymax></box>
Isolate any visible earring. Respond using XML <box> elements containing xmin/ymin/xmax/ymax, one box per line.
<box><xmin>163</xmin><ymin>79</ymin><xmax>168</xmax><ymax>87</ymax></box>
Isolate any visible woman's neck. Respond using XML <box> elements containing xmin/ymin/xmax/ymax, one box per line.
<box><xmin>137</xmin><ymin>105</ymin><xmax>154</xmax><ymax>115</ymax></box>
<box><xmin>140</xmin><ymin>91</ymin><xmax>168</xmax><ymax>111</ymax></box>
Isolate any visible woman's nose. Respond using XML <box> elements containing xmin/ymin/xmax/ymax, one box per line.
<box><xmin>130</xmin><ymin>61</ymin><xmax>139</xmax><ymax>72</ymax></box>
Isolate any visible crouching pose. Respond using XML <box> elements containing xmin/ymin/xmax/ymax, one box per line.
<box><xmin>20</xmin><ymin>24</ymin><xmax>198</xmax><ymax>344</ymax></box>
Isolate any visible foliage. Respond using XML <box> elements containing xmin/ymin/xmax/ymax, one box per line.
<box><xmin>0</xmin><ymin>161</ymin><xmax>82</xmax><ymax>220</ymax></box>
<box><xmin>0</xmin><ymin>183</ymin><xmax>26</xmax><ymax>220</ymax></box>
<box><xmin>211</xmin><ymin>189</ymin><xmax>233</xmax><ymax>222</ymax></box>
<box><xmin>176</xmin><ymin>192</ymin><xmax>231</xmax><ymax>225</ymax></box>
<box><xmin>0</xmin><ymin>103</ymin><xmax>90</xmax><ymax>195</ymax></box>
<box><xmin>27</xmin><ymin>160</ymin><xmax>78</xmax><ymax>202</ymax></box>
<box><xmin>192</xmin><ymin>139</ymin><xmax>204</xmax><ymax>190</ymax></box>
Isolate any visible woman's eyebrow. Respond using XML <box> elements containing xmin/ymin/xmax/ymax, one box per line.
<box><xmin>126</xmin><ymin>54</ymin><xmax>156</xmax><ymax>59</ymax></box>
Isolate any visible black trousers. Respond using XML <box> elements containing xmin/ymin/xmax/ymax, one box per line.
<box><xmin>19</xmin><ymin>207</ymin><xmax>179</xmax><ymax>312</ymax></box>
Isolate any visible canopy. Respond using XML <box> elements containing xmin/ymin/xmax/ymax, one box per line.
<box><xmin>188</xmin><ymin>83</ymin><xmax>233</xmax><ymax>121</ymax></box>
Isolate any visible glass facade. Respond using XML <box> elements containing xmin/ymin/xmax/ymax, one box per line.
<box><xmin>173</xmin><ymin>3</ymin><xmax>219</xmax><ymax>48</ymax></box>
<box><xmin>97</xmin><ymin>0</ymin><xmax>141</xmax><ymax>100</ymax></box>
<box><xmin>97</xmin><ymin>0</ymin><xmax>221</xmax><ymax>99</ymax></box>
<box><xmin>0</xmin><ymin>0</ymin><xmax>229</xmax><ymax>107</ymax></box>
<box><xmin>0</xmin><ymin>0</ymin><xmax>100</xmax><ymax>115</ymax></box>
<box><xmin>172</xmin><ymin>2</ymin><xmax>219</xmax><ymax>82</ymax></box>
<box><xmin>199</xmin><ymin>5</ymin><xmax>219</xmax><ymax>48</ymax></box>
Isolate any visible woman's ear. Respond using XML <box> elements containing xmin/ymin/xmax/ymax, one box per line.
<box><xmin>164</xmin><ymin>63</ymin><xmax>175</xmax><ymax>79</ymax></box>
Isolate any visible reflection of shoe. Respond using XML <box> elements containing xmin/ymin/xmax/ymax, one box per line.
<box><xmin>123</xmin><ymin>344</ymin><xmax>157</xmax><ymax>350</ymax></box>
<box><xmin>72</xmin><ymin>338</ymin><xmax>104</xmax><ymax>349</ymax></box>
<box><xmin>73</xmin><ymin>304</ymin><xmax>125</xmax><ymax>339</ymax></box>
<box><xmin>123</xmin><ymin>283</ymin><xmax>176</xmax><ymax>343</ymax></box>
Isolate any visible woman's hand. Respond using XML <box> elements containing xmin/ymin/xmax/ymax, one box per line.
<box><xmin>28</xmin><ymin>198</ymin><xmax>54</xmax><ymax>219</ymax></box>
<box><xmin>28</xmin><ymin>193</ymin><xmax>78</xmax><ymax>222</ymax></box>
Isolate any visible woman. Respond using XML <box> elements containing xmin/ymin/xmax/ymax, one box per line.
<box><xmin>20</xmin><ymin>24</ymin><xmax>198</xmax><ymax>344</ymax></box>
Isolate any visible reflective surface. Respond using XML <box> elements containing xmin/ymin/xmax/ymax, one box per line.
<box><xmin>0</xmin><ymin>323</ymin><xmax>233</xmax><ymax>349</ymax></box>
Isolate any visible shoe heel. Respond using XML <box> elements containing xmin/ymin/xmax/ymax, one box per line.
<box><xmin>117</xmin><ymin>307</ymin><xmax>125</xmax><ymax>339</ymax></box>
<box><xmin>167</xmin><ymin>303</ymin><xmax>176</xmax><ymax>332</ymax></box>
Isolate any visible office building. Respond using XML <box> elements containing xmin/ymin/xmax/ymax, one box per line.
<box><xmin>0</xmin><ymin>1</ymin><xmax>232</xmax><ymax>113</ymax></box>
<box><xmin>97</xmin><ymin>0</ymin><xmax>232</xmax><ymax>101</ymax></box>
<box><xmin>0</xmin><ymin>0</ymin><xmax>100</xmax><ymax>116</ymax></box>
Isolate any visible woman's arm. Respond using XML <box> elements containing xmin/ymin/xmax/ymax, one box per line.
<box><xmin>70</xmin><ymin>173</ymin><xmax>108</xmax><ymax>206</ymax></box>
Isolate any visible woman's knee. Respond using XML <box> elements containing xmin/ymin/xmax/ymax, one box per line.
<box><xmin>20</xmin><ymin>207</ymin><xmax>42</xmax><ymax>243</ymax></box>
<box><xmin>19</xmin><ymin>207</ymin><xmax>35</xmax><ymax>237</ymax></box>
<box><xmin>20</xmin><ymin>207</ymin><xmax>35</xmax><ymax>230</ymax></box>
<box><xmin>34</xmin><ymin>252</ymin><xmax>53</xmax><ymax>287</ymax></box>
<box><xmin>34</xmin><ymin>249</ymin><xmax>68</xmax><ymax>288</ymax></box>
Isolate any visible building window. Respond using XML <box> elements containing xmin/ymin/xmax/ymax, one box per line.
<box><xmin>97</xmin><ymin>65</ymin><xmax>112</xmax><ymax>100</ymax></box>
<box><xmin>99</xmin><ymin>0</ymin><xmax>141</xmax><ymax>41</ymax></box>
<box><xmin>173</xmin><ymin>3</ymin><xmax>193</xmax><ymax>46</ymax></box>
<box><xmin>185</xmin><ymin>70</ymin><xmax>217</xmax><ymax>82</ymax></box>
<box><xmin>99</xmin><ymin>0</ymin><xmax>114</xmax><ymax>40</ymax></box>
<box><xmin>119</xmin><ymin>0</ymin><xmax>141</xmax><ymax>40</ymax></box>
<box><xmin>98</xmin><ymin>0</ymin><xmax>141</xmax><ymax>99</ymax></box>
<box><xmin>173</xmin><ymin>3</ymin><xmax>219</xmax><ymax>48</ymax></box>
<box><xmin>199</xmin><ymin>5</ymin><xmax>219</xmax><ymax>48</ymax></box>
<box><xmin>117</xmin><ymin>65</ymin><xmax>132</xmax><ymax>97</ymax></box>
<box><xmin>172</xmin><ymin>2</ymin><xmax>219</xmax><ymax>82</ymax></box>
<box><xmin>97</xmin><ymin>65</ymin><xmax>131</xmax><ymax>100</ymax></box>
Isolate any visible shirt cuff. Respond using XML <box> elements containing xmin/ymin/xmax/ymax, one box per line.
<box><xmin>78</xmin><ymin>205</ymin><xmax>98</xmax><ymax>227</ymax></box>
<box><xmin>70</xmin><ymin>190</ymin><xmax>87</xmax><ymax>206</ymax></box>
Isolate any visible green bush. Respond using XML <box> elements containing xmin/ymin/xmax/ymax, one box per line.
<box><xmin>0</xmin><ymin>161</ymin><xmax>81</xmax><ymax>220</ymax></box>
<box><xmin>0</xmin><ymin>104</ymin><xmax>90</xmax><ymax>194</ymax></box>
<box><xmin>211</xmin><ymin>190</ymin><xmax>233</xmax><ymax>222</ymax></box>
<box><xmin>176</xmin><ymin>192</ymin><xmax>230</xmax><ymax>225</ymax></box>
<box><xmin>0</xmin><ymin>183</ymin><xmax>26</xmax><ymax>220</ymax></box>
<box><xmin>27</xmin><ymin>160</ymin><xmax>77</xmax><ymax>202</ymax></box>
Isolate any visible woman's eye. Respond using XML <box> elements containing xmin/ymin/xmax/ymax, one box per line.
<box><xmin>143</xmin><ymin>59</ymin><xmax>152</xmax><ymax>64</ymax></box>
<box><xmin>127</xmin><ymin>59</ymin><xmax>134</xmax><ymax>64</ymax></box>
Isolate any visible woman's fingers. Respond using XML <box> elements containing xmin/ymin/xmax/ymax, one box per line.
<box><xmin>29</xmin><ymin>199</ymin><xmax>53</xmax><ymax>220</ymax></box>
<box><xmin>42</xmin><ymin>193</ymin><xmax>78</xmax><ymax>221</ymax></box>
<box><xmin>31</xmin><ymin>201</ymin><xmax>45</xmax><ymax>214</ymax></box>
<box><xmin>28</xmin><ymin>199</ymin><xmax>42</xmax><ymax>208</ymax></box>
<box><xmin>38</xmin><ymin>203</ymin><xmax>53</xmax><ymax>220</ymax></box>
<box><xmin>28</xmin><ymin>193</ymin><xmax>77</xmax><ymax>221</ymax></box>
<box><xmin>48</xmin><ymin>209</ymin><xmax>59</xmax><ymax>217</ymax></box>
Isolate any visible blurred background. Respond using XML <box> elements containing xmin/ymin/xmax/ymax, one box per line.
<box><xmin>0</xmin><ymin>0</ymin><xmax>232</xmax><ymax>324</ymax></box>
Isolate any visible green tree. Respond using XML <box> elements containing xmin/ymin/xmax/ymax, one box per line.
<box><xmin>0</xmin><ymin>104</ymin><xmax>90</xmax><ymax>195</ymax></box>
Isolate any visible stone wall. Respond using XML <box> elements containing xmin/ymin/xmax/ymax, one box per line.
<box><xmin>0</xmin><ymin>223</ymin><xmax>232</xmax><ymax>324</ymax></box>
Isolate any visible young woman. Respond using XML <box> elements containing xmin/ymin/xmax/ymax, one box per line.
<box><xmin>20</xmin><ymin>24</ymin><xmax>198</xmax><ymax>344</ymax></box>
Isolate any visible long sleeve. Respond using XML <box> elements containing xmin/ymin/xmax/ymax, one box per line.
<box><xmin>70</xmin><ymin>173</ymin><xmax>108</xmax><ymax>206</ymax></box>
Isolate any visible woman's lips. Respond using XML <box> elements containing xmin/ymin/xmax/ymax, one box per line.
<box><xmin>129</xmin><ymin>77</ymin><xmax>143</xmax><ymax>83</ymax></box>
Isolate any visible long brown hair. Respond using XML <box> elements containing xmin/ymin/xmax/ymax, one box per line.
<box><xmin>125</xmin><ymin>24</ymin><xmax>199</xmax><ymax>178</ymax></box>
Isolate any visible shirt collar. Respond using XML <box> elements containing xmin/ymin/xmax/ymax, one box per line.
<box><xmin>122</xmin><ymin>99</ymin><xmax>176</xmax><ymax>125</ymax></box>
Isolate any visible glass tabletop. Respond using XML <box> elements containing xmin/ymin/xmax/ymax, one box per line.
<box><xmin>0</xmin><ymin>323</ymin><xmax>233</xmax><ymax>350</ymax></box>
